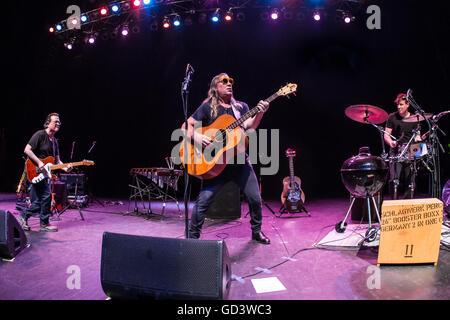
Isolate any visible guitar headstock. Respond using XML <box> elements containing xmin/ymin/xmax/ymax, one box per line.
<box><xmin>285</xmin><ymin>148</ymin><xmax>296</xmax><ymax>158</ymax></box>
<box><xmin>82</xmin><ymin>160</ymin><xmax>95</xmax><ymax>166</ymax></box>
<box><xmin>277</xmin><ymin>83</ymin><xmax>297</xmax><ymax>97</ymax></box>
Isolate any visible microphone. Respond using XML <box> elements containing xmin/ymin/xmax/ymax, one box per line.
<box><xmin>88</xmin><ymin>141</ymin><xmax>96</xmax><ymax>154</ymax></box>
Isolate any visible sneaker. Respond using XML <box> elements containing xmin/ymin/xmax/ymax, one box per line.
<box><xmin>40</xmin><ymin>224</ymin><xmax>58</xmax><ymax>232</ymax></box>
<box><xmin>18</xmin><ymin>216</ymin><xmax>30</xmax><ymax>231</ymax></box>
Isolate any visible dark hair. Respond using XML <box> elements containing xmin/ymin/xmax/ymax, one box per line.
<box><xmin>394</xmin><ymin>93</ymin><xmax>408</xmax><ymax>105</ymax></box>
<box><xmin>44</xmin><ymin>113</ymin><xmax>60</xmax><ymax>128</ymax></box>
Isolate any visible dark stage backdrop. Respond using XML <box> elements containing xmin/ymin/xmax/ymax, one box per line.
<box><xmin>2</xmin><ymin>0</ymin><xmax>450</xmax><ymax>201</ymax></box>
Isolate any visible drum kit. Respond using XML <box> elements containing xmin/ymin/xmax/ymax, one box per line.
<box><xmin>336</xmin><ymin>95</ymin><xmax>449</xmax><ymax>242</ymax></box>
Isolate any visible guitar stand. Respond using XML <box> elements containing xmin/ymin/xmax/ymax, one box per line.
<box><xmin>278</xmin><ymin>201</ymin><xmax>311</xmax><ymax>217</ymax></box>
<box><xmin>244</xmin><ymin>198</ymin><xmax>277</xmax><ymax>217</ymax></box>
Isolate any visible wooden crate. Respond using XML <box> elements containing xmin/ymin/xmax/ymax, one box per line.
<box><xmin>377</xmin><ymin>198</ymin><xmax>443</xmax><ymax>266</ymax></box>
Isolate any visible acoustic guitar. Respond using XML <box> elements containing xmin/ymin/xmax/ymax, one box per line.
<box><xmin>26</xmin><ymin>156</ymin><xmax>94</xmax><ymax>184</ymax></box>
<box><xmin>180</xmin><ymin>83</ymin><xmax>297</xmax><ymax>179</ymax></box>
<box><xmin>281</xmin><ymin>148</ymin><xmax>305</xmax><ymax>213</ymax></box>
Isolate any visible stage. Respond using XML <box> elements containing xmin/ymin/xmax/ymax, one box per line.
<box><xmin>1</xmin><ymin>193</ymin><xmax>449</xmax><ymax>301</ymax></box>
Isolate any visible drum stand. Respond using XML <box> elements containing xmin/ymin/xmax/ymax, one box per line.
<box><xmin>335</xmin><ymin>194</ymin><xmax>381</xmax><ymax>243</ymax></box>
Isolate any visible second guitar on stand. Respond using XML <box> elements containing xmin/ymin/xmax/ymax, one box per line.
<box><xmin>280</xmin><ymin>148</ymin><xmax>309</xmax><ymax>216</ymax></box>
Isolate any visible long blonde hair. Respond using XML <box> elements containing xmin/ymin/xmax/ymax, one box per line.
<box><xmin>203</xmin><ymin>73</ymin><xmax>242</xmax><ymax>119</ymax></box>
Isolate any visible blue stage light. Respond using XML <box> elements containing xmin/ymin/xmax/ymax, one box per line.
<box><xmin>80</xmin><ymin>15</ymin><xmax>88</xmax><ymax>23</ymax></box>
<box><xmin>56</xmin><ymin>24</ymin><xmax>62</xmax><ymax>31</ymax></box>
<box><xmin>112</xmin><ymin>4</ymin><xmax>120</xmax><ymax>13</ymax></box>
<box><xmin>173</xmin><ymin>16</ymin><xmax>181</xmax><ymax>27</ymax></box>
<box><xmin>143</xmin><ymin>0</ymin><xmax>151</xmax><ymax>4</ymax></box>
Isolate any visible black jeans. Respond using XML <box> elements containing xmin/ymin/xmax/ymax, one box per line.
<box><xmin>389</xmin><ymin>160</ymin><xmax>413</xmax><ymax>199</ymax></box>
<box><xmin>188</xmin><ymin>162</ymin><xmax>263</xmax><ymax>239</ymax></box>
<box><xmin>20</xmin><ymin>179</ymin><xmax>52</xmax><ymax>225</ymax></box>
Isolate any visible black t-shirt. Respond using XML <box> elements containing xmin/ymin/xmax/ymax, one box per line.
<box><xmin>191</xmin><ymin>101</ymin><xmax>250</xmax><ymax>126</ymax></box>
<box><xmin>27</xmin><ymin>129</ymin><xmax>60</xmax><ymax>160</ymax></box>
<box><xmin>385</xmin><ymin>112</ymin><xmax>420</xmax><ymax>152</ymax></box>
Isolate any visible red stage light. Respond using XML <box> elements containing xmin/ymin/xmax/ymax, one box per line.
<box><xmin>100</xmin><ymin>7</ymin><xmax>108</xmax><ymax>15</ymax></box>
<box><xmin>49</xmin><ymin>27</ymin><xmax>55</xmax><ymax>33</ymax></box>
<box><xmin>133</xmin><ymin>0</ymin><xmax>141</xmax><ymax>7</ymax></box>
<box><xmin>225</xmin><ymin>14</ymin><xmax>232</xmax><ymax>21</ymax></box>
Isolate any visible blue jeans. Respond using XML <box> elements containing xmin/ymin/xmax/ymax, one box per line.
<box><xmin>188</xmin><ymin>161</ymin><xmax>263</xmax><ymax>238</ymax></box>
<box><xmin>21</xmin><ymin>179</ymin><xmax>52</xmax><ymax>225</ymax></box>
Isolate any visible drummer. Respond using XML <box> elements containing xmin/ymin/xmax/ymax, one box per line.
<box><xmin>384</xmin><ymin>93</ymin><xmax>422</xmax><ymax>199</ymax></box>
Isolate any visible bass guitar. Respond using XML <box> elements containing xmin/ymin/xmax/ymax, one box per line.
<box><xmin>26</xmin><ymin>156</ymin><xmax>94</xmax><ymax>184</ymax></box>
<box><xmin>180</xmin><ymin>83</ymin><xmax>297</xmax><ymax>179</ymax></box>
<box><xmin>281</xmin><ymin>148</ymin><xmax>305</xmax><ymax>213</ymax></box>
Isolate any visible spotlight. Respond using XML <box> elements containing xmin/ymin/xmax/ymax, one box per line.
<box><xmin>100</xmin><ymin>7</ymin><xmax>108</xmax><ymax>16</ymax></box>
<box><xmin>224</xmin><ymin>10</ymin><xmax>233</xmax><ymax>21</ymax></box>
<box><xmin>236</xmin><ymin>11</ymin><xmax>245</xmax><ymax>22</ymax></box>
<box><xmin>270</xmin><ymin>9</ymin><xmax>279</xmax><ymax>20</ymax></box>
<box><xmin>56</xmin><ymin>24</ymin><xmax>63</xmax><ymax>31</ymax></box>
<box><xmin>121</xmin><ymin>25</ymin><xmax>129</xmax><ymax>36</ymax></box>
<box><xmin>49</xmin><ymin>27</ymin><xmax>55</xmax><ymax>33</ymax></box>
<box><xmin>88</xmin><ymin>34</ymin><xmax>96</xmax><ymax>44</ymax></box>
<box><xmin>64</xmin><ymin>43</ymin><xmax>73</xmax><ymax>50</ymax></box>
<box><xmin>143</xmin><ymin>0</ymin><xmax>151</xmax><ymax>4</ymax></box>
<box><xmin>184</xmin><ymin>16</ymin><xmax>193</xmax><ymax>26</ymax></box>
<box><xmin>70</xmin><ymin>18</ymin><xmax>78</xmax><ymax>26</ymax></box>
<box><xmin>111</xmin><ymin>4</ymin><xmax>120</xmax><ymax>13</ymax></box>
<box><xmin>313</xmin><ymin>11</ymin><xmax>321</xmax><ymax>21</ymax></box>
<box><xmin>163</xmin><ymin>17</ymin><xmax>170</xmax><ymax>28</ymax></box>
<box><xmin>173</xmin><ymin>15</ymin><xmax>181</xmax><ymax>27</ymax></box>
<box><xmin>133</xmin><ymin>0</ymin><xmax>141</xmax><ymax>8</ymax></box>
<box><xmin>211</xmin><ymin>9</ymin><xmax>220</xmax><ymax>22</ymax></box>
<box><xmin>80</xmin><ymin>15</ymin><xmax>88</xmax><ymax>23</ymax></box>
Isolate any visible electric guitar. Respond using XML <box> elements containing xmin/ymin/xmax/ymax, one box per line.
<box><xmin>26</xmin><ymin>156</ymin><xmax>94</xmax><ymax>184</ymax></box>
<box><xmin>281</xmin><ymin>148</ymin><xmax>305</xmax><ymax>213</ymax></box>
<box><xmin>180</xmin><ymin>83</ymin><xmax>297</xmax><ymax>179</ymax></box>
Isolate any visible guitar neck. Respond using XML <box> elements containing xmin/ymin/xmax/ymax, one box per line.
<box><xmin>289</xmin><ymin>157</ymin><xmax>295</xmax><ymax>188</ymax></box>
<box><xmin>50</xmin><ymin>162</ymin><xmax>86</xmax><ymax>170</ymax></box>
<box><xmin>227</xmin><ymin>92</ymin><xmax>280</xmax><ymax>130</ymax></box>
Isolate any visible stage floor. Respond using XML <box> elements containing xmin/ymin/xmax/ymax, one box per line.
<box><xmin>1</xmin><ymin>193</ymin><xmax>449</xmax><ymax>300</ymax></box>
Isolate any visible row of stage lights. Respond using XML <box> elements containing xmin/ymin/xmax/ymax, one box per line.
<box><xmin>50</xmin><ymin>0</ymin><xmax>356</xmax><ymax>49</ymax></box>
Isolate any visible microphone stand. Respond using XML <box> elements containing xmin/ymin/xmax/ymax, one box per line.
<box><xmin>86</xmin><ymin>141</ymin><xmax>104</xmax><ymax>207</ymax></box>
<box><xmin>406</xmin><ymin>90</ymin><xmax>443</xmax><ymax>198</ymax></box>
<box><xmin>181</xmin><ymin>64</ymin><xmax>194</xmax><ymax>238</ymax></box>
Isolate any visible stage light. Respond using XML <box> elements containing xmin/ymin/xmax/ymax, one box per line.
<box><xmin>100</xmin><ymin>7</ymin><xmax>108</xmax><ymax>15</ymax></box>
<box><xmin>344</xmin><ymin>16</ymin><xmax>351</xmax><ymax>23</ymax></box>
<box><xmin>224</xmin><ymin>10</ymin><xmax>233</xmax><ymax>21</ymax></box>
<box><xmin>236</xmin><ymin>11</ymin><xmax>245</xmax><ymax>22</ymax></box>
<box><xmin>49</xmin><ymin>27</ymin><xmax>55</xmax><ymax>33</ymax></box>
<box><xmin>143</xmin><ymin>0</ymin><xmax>151</xmax><ymax>4</ymax></box>
<box><xmin>56</xmin><ymin>24</ymin><xmax>62</xmax><ymax>31</ymax></box>
<box><xmin>313</xmin><ymin>11</ymin><xmax>321</xmax><ymax>21</ymax></box>
<box><xmin>64</xmin><ymin>43</ymin><xmax>73</xmax><ymax>50</ymax></box>
<box><xmin>88</xmin><ymin>34</ymin><xmax>96</xmax><ymax>44</ymax></box>
<box><xmin>133</xmin><ymin>0</ymin><xmax>141</xmax><ymax>8</ymax></box>
<box><xmin>111</xmin><ymin>4</ymin><xmax>120</xmax><ymax>13</ymax></box>
<box><xmin>71</xmin><ymin>18</ymin><xmax>78</xmax><ymax>26</ymax></box>
<box><xmin>270</xmin><ymin>9</ymin><xmax>279</xmax><ymax>20</ymax></box>
<box><xmin>173</xmin><ymin>15</ymin><xmax>181</xmax><ymax>27</ymax></box>
<box><xmin>163</xmin><ymin>17</ymin><xmax>170</xmax><ymax>28</ymax></box>
<box><xmin>211</xmin><ymin>9</ymin><xmax>220</xmax><ymax>22</ymax></box>
<box><xmin>121</xmin><ymin>25</ymin><xmax>129</xmax><ymax>36</ymax></box>
<box><xmin>80</xmin><ymin>15</ymin><xmax>88</xmax><ymax>22</ymax></box>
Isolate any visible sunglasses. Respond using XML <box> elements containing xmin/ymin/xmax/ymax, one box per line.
<box><xmin>219</xmin><ymin>77</ymin><xmax>234</xmax><ymax>85</ymax></box>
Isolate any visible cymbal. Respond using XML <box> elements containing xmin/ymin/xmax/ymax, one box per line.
<box><xmin>402</xmin><ymin>113</ymin><xmax>433</xmax><ymax>123</ymax></box>
<box><xmin>345</xmin><ymin>105</ymin><xmax>389</xmax><ymax>124</ymax></box>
